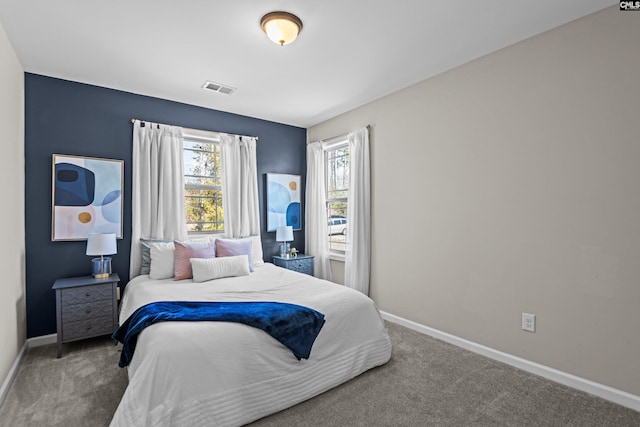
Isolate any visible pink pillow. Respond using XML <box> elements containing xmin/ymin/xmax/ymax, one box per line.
<box><xmin>215</xmin><ymin>239</ymin><xmax>253</xmax><ymax>272</ymax></box>
<box><xmin>174</xmin><ymin>240</ymin><xmax>216</xmax><ymax>280</ymax></box>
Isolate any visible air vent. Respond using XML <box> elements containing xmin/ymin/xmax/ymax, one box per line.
<box><xmin>202</xmin><ymin>81</ymin><xmax>236</xmax><ymax>95</ymax></box>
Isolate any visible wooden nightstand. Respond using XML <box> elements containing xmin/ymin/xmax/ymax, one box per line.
<box><xmin>273</xmin><ymin>255</ymin><xmax>314</xmax><ymax>276</ymax></box>
<box><xmin>52</xmin><ymin>274</ymin><xmax>120</xmax><ymax>357</ymax></box>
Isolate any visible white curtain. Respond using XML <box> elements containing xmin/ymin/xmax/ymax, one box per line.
<box><xmin>220</xmin><ymin>134</ymin><xmax>260</xmax><ymax>238</ymax></box>
<box><xmin>130</xmin><ymin>120</ymin><xmax>187</xmax><ymax>276</ymax></box>
<box><xmin>344</xmin><ymin>127</ymin><xmax>371</xmax><ymax>295</ymax></box>
<box><xmin>305</xmin><ymin>141</ymin><xmax>332</xmax><ymax>280</ymax></box>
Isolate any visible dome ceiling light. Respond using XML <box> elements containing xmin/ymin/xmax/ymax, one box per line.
<box><xmin>260</xmin><ymin>11</ymin><xmax>303</xmax><ymax>46</ymax></box>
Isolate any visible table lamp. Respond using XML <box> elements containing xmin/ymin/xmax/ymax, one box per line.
<box><xmin>86</xmin><ymin>233</ymin><xmax>117</xmax><ymax>279</ymax></box>
<box><xmin>276</xmin><ymin>225</ymin><xmax>294</xmax><ymax>258</ymax></box>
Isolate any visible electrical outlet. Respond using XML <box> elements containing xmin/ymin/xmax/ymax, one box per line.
<box><xmin>522</xmin><ymin>313</ymin><xmax>536</xmax><ymax>332</ymax></box>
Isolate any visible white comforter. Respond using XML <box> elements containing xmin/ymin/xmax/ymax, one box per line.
<box><xmin>110</xmin><ymin>263</ymin><xmax>392</xmax><ymax>427</ymax></box>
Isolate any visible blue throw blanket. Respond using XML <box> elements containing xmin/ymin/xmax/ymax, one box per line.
<box><xmin>112</xmin><ymin>301</ymin><xmax>326</xmax><ymax>368</ymax></box>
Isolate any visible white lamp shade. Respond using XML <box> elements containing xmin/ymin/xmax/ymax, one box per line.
<box><xmin>86</xmin><ymin>233</ymin><xmax>117</xmax><ymax>256</ymax></box>
<box><xmin>276</xmin><ymin>226</ymin><xmax>294</xmax><ymax>242</ymax></box>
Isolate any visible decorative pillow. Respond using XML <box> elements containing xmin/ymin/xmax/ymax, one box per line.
<box><xmin>215</xmin><ymin>235</ymin><xmax>264</xmax><ymax>268</ymax></box>
<box><xmin>173</xmin><ymin>240</ymin><xmax>216</xmax><ymax>280</ymax></box>
<box><xmin>149</xmin><ymin>241</ymin><xmax>175</xmax><ymax>280</ymax></box>
<box><xmin>235</xmin><ymin>235</ymin><xmax>265</xmax><ymax>267</ymax></box>
<box><xmin>140</xmin><ymin>238</ymin><xmax>172</xmax><ymax>275</ymax></box>
<box><xmin>191</xmin><ymin>255</ymin><xmax>250</xmax><ymax>283</ymax></box>
<box><xmin>215</xmin><ymin>239</ymin><xmax>254</xmax><ymax>272</ymax></box>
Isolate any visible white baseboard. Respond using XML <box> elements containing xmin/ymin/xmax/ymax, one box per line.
<box><xmin>27</xmin><ymin>333</ymin><xmax>57</xmax><ymax>348</ymax></box>
<box><xmin>381</xmin><ymin>311</ymin><xmax>640</xmax><ymax>413</ymax></box>
<box><xmin>0</xmin><ymin>333</ymin><xmax>57</xmax><ymax>408</ymax></box>
<box><xmin>0</xmin><ymin>342</ymin><xmax>27</xmax><ymax>408</ymax></box>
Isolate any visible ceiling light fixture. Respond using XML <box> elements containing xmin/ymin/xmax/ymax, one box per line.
<box><xmin>260</xmin><ymin>11</ymin><xmax>303</xmax><ymax>46</ymax></box>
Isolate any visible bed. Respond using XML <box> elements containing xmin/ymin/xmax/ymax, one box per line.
<box><xmin>110</xmin><ymin>254</ymin><xmax>392</xmax><ymax>426</ymax></box>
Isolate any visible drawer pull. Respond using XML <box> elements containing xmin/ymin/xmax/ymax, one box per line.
<box><xmin>86</xmin><ymin>325</ymin><xmax>92</xmax><ymax>330</ymax></box>
<box><xmin>85</xmin><ymin>308</ymin><xmax>92</xmax><ymax>314</ymax></box>
<box><xmin>85</xmin><ymin>292</ymin><xmax>91</xmax><ymax>297</ymax></box>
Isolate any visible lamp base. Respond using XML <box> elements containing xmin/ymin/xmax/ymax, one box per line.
<box><xmin>279</xmin><ymin>243</ymin><xmax>291</xmax><ymax>258</ymax></box>
<box><xmin>91</xmin><ymin>257</ymin><xmax>112</xmax><ymax>279</ymax></box>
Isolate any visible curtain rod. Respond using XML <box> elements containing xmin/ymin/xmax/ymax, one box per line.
<box><xmin>130</xmin><ymin>118</ymin><xmax>259</xmax><ymax>141</ymax></box>
<box><xmin>320</xmin><ymin>124</ymin><xmax>371</xmax><ymax>146</ymax></box>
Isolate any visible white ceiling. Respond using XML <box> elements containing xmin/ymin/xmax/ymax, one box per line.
<box><xmin>0</xmin><ymin>1</ymin><xmax>615</xmax><ymax>128</ymax></box>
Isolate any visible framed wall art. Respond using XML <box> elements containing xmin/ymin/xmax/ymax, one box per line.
<box><xmin>266</xmin><ymin>173</ymin><xmax>301</xmax><ymax>232</ymax></box>
<box><xmin>52</xmin><ymin>154</ymin><xmax>124</xmax><ymax>241</ymax></box>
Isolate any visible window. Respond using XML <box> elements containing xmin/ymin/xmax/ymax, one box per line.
<box><xmin>325</xmin><ymin>142</ymin><xmax>349</xmax><ymax>253</ymax></box>
<box><xmin>183</xmin><ymin>136</ymin><xmax>224</xmax><ymax>234</ymax></box>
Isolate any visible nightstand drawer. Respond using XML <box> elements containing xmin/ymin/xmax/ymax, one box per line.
<box><xmin>273</xmin><ymin>255</ymin><xmax>314</xmax><ymax>276</ymax></box>
<box><xmin>60</xmin><ymin>284</ymin><xmax>112</xmax><ymax>304</ymax></box>
<box><xmin>286</xmin><ymin>258</ymin><xmax>313</xmax><ymax>274</ymax></box>
<box><xmin>62</xmin><ymin>315</ymin><xmax>115</xmax><ymax>341</ymax></box>
<box><xmin>61</xmin><ymin>300</ymin><xmax>113</xmax><ymax>323</ymax></box>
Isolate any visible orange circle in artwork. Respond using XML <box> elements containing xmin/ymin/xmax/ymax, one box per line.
<box><xmin>78</xmin><ymin>212</ymin><xmax>92</xmax><ymax>223</ymax></box>
<box><xmin>289</xmin><ymin>181</ymin><xmax>297</xmax><ymax>191</ymax></box>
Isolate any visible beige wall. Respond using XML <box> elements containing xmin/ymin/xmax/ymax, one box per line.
<box><xmin>309</xmin><ymin>6</ymin><xmax>640</xmax><ymax>396</ymax></box>
<box><xmin>0</xmin><ymin>20</ymin><xmax>25</xmax><ymax>387</ymax></box>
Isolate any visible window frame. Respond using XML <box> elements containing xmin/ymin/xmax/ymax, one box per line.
<box><xmin>183</xmin><ymin>129</ymin><xmax>224</xmax><ymax>236</ymax></box>
<box><xmin>324</xmin><ymin>138</ymin><xmax>350</xmax><ymax>259</ymax></box>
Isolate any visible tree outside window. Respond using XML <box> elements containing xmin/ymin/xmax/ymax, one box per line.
<box><xmin>184</xmin><ymin>139</ymin><xmax>224</xmax><ymax>233</ymax></box>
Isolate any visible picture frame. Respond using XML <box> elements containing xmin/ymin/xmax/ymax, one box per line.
<box><xmin>266</xmin><ymin>173</ymin><xmax>301</xmax><ymax>232</ymax></box>
<box><xmin>52</xmin><ymin>154</ymin><xmax>124</xmax><ymax>241</ymax></box>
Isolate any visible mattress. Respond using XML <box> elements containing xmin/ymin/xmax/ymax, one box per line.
<box><xmin>110</xmin><ymin>263</ymin><xmax>392</xmax><ymax>426</ymax></box>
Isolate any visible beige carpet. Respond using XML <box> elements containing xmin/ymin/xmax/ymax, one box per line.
<box><xmin>0</xmin><ymin>337</ymin><xmax>127</xmax><ymax>426</ymax></box>
<box><xmin>1</xmin><ymin>322</ymin><xmax>638</xmax><ymax>426</ymax></box>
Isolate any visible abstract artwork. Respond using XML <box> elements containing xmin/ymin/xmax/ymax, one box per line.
<box><xmin>52</xmin><ymin>154</ymin><xmax>124</xmax><ymax>241</ymax></box>
<box><xmin>267</xmin><ymin>173</ymin><xmax>301</xmax><ymax>231</ymax></box>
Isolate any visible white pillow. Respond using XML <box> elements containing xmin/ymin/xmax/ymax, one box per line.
<box><xmin>229</xmin><ymin>235</ymin><xmax>264</xmax><ymax>267</ymax></box>
<box><xmin>247</xmin><ymin>235</ymin><xmax>265</xmax><ymax>267</ymax></box>
<box><xmin>187</xmin><ymin>237</ymin><xmax>210</xmax><ymax>243</ymax></box>
<box><xmin>202</xmin><ymin>234</ymin><xmax>225</xmax><ymax>243</ymax></box>
<box><xmin>190</xmin><ymin>255</ymin><xmax>250</xmax><ymax>283</ymax></box>
<box><xmin>149</xmin><ymin>241</ymin><xmax>175</xmax><ymax>280</ymax></box>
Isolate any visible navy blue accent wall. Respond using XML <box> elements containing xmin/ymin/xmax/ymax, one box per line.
<box><xmin>25</xmin><ymin>73</ymin><xmax>307</xmax><ymax>338</ymax></box>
